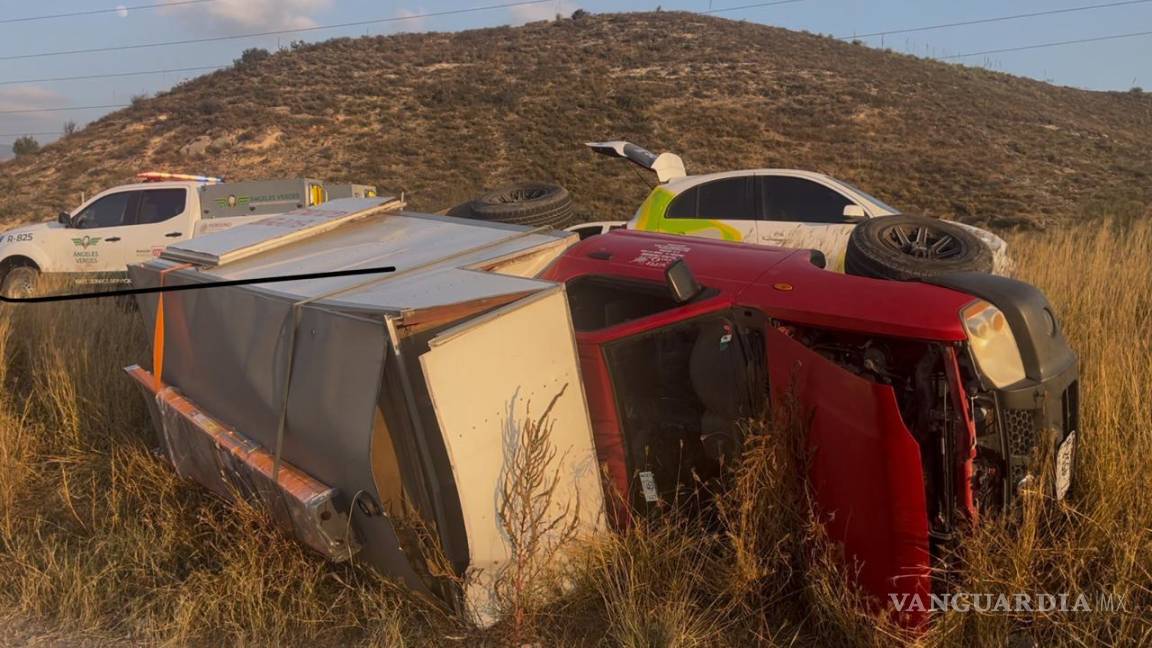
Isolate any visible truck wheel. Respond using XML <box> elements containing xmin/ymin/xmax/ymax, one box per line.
<box><xmin>453</xmin><ymin>182</ymin><xmax>574</xmax><ymax>229</ymax></box>
<box><xmin>845</xmin><ymin>215</ymin><xmax>993</xmax><ymax>281</ymax></box>
<box><xmin>0</xmin><ymin>265</ymin><xmax>39</xmax><ymax>299</ymax></box>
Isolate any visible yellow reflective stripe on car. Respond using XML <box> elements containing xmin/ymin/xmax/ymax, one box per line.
<box><xmin>633</xmin><ymin>187</ymin><xmax>745</xmax><ymax>241</ymax></box>
<box><xmin>633</xmin><ymin>187</ymin><xmax>675</xmax><ymax>231</ymax></box>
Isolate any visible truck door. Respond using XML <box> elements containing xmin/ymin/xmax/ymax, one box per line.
<box><xmin>118</xmin><ymin>187</ymin><xmax>194</xmax><ymax>263</ymax></box>
<box><xmin>763</xmin><ymin>324</ymin><xmax>931</xmax><ymax>622</ymax></box>
<box><xmin>68</xmin><ymin>190</ymin><xmax>140</xmax><ymax>273</ymax></box>
<box><xmin>417</xmin><ymin>287</ymin><xmax>607</xmax><ymax>625</ymax></box>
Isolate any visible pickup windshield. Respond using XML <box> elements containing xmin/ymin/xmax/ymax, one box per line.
<box><xmin>603</xmin><ymin>313</ymin><xmax>766</xmax><ymax>510</ymax></box>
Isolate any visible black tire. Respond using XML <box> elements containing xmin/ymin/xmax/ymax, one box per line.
<box><xmin>0</xmin><ymin>265</ymin><xmax>39</xmax><ymax>299</ymax></box>
<box><xmin>453</xmin><ymin>182</ymin><xmax>574</xmax><ymax>229</ymax></box>
<box><xmin>845</xmin><ymin>215</ymin><xmax>993</xmax><ymax>281</ymax></box>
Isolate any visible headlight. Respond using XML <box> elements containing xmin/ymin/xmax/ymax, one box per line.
<box><xmin>961</xmin><ymin>300</ymin><xmax>1026</xmax><ymax>388</ymax></box>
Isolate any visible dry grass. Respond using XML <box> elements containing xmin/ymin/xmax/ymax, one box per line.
<box><xmin>0</xmin><ymin>219</ymin><xmax>1149</xmax><ymax>646</ymax></box>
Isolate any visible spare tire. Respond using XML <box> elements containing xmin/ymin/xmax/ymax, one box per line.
<box><xmin>450</xmin><ymin>182</ymin><xmax>574</xmax><ymax>229</ymax></box>
<box><xmin>845</xmin><ymin>214</ymin><xmax>994</xmax><ymax>281</ymax></box>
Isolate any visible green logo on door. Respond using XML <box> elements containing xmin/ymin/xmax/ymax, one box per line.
<box><xmin>71</xmin><ymin>236</ymin><xmax>103</xmax><ymax>249</ymax></box>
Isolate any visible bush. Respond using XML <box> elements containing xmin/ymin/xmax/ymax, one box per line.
<box><xmin>11</xmin><ymin>136</ymin><xmax>39</xmax><ymax>157</ymax></box>
<box><xmin>235</xmin><ymin>47</ymin><xmax>271</xmax><ymax>67</ymax></box>
<box><xmin>197</xmin><ymin>98</ymin><xmax>224</xmax><ymax>115</ymax></box>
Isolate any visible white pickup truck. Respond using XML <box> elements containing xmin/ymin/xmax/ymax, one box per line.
<box><xmin>0</xmin><ymin>174</ymin><xmax>375</xmax><ymax>297</ymax></box>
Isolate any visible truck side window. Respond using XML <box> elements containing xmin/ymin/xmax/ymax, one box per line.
<box><xmin>74</xmin><ymin>192</ymin><xmax>134</xmax><ymax>229</ymax></box>
<box><xmin>566</xmin><ymin>276</ymin><xmax>680</xmax><ymax>331</ymax></box>
<box><xmin>137</xmin><ymin>189</ymin><xmax>187</xmax><ymax>225</ymax></box>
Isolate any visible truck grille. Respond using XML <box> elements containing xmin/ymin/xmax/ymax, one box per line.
<box><xmin>1003</xmin><ymin>408</ymin><xmax>1037</xmax><ymax>457</ymax></box>
<box><xmin>1001</xmin><ymin>380</ymin><xmax>1078</xmax><ymax>492</ymax></box>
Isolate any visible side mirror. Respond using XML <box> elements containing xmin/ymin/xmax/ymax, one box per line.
<box><xmin>665</xmin><ymin>259</ymin><xmax>703</xmax><ymax>304</ymax></box>
<box><xmin>57</xmin><ymin>211</ymin><xmax>72</xmax><ymax>226</ymax></box>
<box><xmin>842</xmin><ymin>204</ymin><xmax>867</xmax><ymax>223</ymax></box>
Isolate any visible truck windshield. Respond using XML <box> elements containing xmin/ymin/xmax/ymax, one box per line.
<box><xmin>603</xmin><ymin>313</ymin><xmax>766</xmax><ymax>510</ymax></box>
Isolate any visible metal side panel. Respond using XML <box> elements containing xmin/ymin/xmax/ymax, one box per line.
<box><xmin>417</xmin><ymin>287</ymin><xmax>607</xmax><ymax>626</ymax></box>
<box><xmin>124</xmin><ymin>365</ymin><xmax>360</xmax><ymax>561</ymax></box>
<box><xmin>161</xmin><ymin>197</ymin><xmax>400</xmax><ymax>266</ymax></box>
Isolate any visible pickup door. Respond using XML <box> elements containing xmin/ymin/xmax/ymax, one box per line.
<box><xmin>764</xmin><ymin>325</ymin><xmax>931</xmax><ymax>623</ymax></box>
<box><xmin>69</xmin><ymin>187</ymin><xmax>193</xmax><ymax>272</ymax></box>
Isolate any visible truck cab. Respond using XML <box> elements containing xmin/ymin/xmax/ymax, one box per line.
<box><xmin>540</xmin><ymin>231</ymin><xmax>1079</xmax><ymax>620</ymax></box>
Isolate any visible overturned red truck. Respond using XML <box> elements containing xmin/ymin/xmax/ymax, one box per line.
<box><xmin>125</xmin><ymin>198</ymin><xmax>1079</xmax><ymax>625</ymax></box>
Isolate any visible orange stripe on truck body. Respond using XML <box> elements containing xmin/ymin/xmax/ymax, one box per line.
<box><xmin>125</xmin><ymin>364</ymin><xmax>360</xmax><ymax>561</ymax></box>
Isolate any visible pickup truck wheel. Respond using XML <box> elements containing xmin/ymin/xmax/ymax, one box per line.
<box><xmin>451</xmin><ymin>182</ymin><xmax>574</xmax><ymax>229</ymax></box>
<box><xmin>845</xmin><ymin>215</ymin><xmax>993</xmax><ymax>281</ymax></box>
<box><xmin>0</xmin><ymin>265</ymin><xmax>39</xmax><ymax>299</ymax></box>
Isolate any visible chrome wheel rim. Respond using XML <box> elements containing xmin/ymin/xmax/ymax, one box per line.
<box><xmin>881</xmin><ymin>224</ymin><xmax>962</xmax><ymax>260</ymax></box>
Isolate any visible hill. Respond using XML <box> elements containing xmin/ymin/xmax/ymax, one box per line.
<box><xmin>1</xmin><ymin>11</ymin><xmax>1150</xmax><ymax>228</ymax></box>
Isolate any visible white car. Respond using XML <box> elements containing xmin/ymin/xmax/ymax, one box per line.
<box><xmin>584</xmin><ymin>141</ymin><xmax>1012</xmax><ymax>279</ymax></box>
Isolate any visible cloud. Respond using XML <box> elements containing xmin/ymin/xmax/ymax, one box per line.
<box><xmin>163</xmin><ymin>0</ymin><xmax>332</xmax><ymax>33</ymax></box>
<box><xmin>390</xmin><ymin>7</ymin><xmax>429</xmax><ymax>34</ymax></box>
<box><xmin>0</xmin><ymin>85</ymin><xmax>66</xmax><ymax>112</ymax></box>
<box><xmin>509</xmin><ymin>1</ymin><xmax>579</xmax><ymax>25</ymax></box>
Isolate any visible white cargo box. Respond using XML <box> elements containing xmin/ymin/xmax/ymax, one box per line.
<box><xmin>128</xmin><ymin>205</ymin><xmax>605</xmax><ymax>625</ymax></box>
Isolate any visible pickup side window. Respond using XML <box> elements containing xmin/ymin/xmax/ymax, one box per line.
<box><xmin>136</xmin><ymin>189</ymin><xmax>187</xmax><ymax>224</ymax></box>
<box><xmin>74</xmin><ymin>192</ymin><xmax>135</xmax><ymax>229</ymax></box>
<box><xmin>759</xmin><ymin>176</ymin><xmax>855</xmax><ymax>223</ymax></box>
<box><xmin>566</xmin><ymin>276</ymin><xmax>681</xmax><ymax>331</ymax></box>
<box><xmin>666</xmin><ymin>177</ymin><xmax>756</xmax><ymax>220</ymax></box>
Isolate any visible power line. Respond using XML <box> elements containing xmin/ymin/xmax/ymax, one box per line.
<box><xmin>0</xmin><ymin>0</ymin><xmax>556</xmax><ymax>61</ymax></box>
<box><xmin>701</xmin><ymin>0</ymin><xmax>806</xmax><ymax>14</ymax></box>
<box><xmin>0</xmin><ymin>131</ymin><xmax>64</xmax><ymax>137</ymax></box>
<box><xmin>0</xmin><ymin>0</ymin><xmax>216</xmax><ymax>25</ymax></box>
<box><xmin>0</xmin><ymin>65</ymin><xmax>226</xmax><ymax>87</ymax></box>
<box><xmin>840</xmin><ymin>0</ymin><xmax>1152</xmax><ymax>40</ymax></box>
<box><xmin>945</xmin><ymin>29</ymin><xmax>1152</xmax><ymax>58</ymax></box>
<box><xmin>0</xmin><ymin>104</ymin><xmax>128</xmax><ymax>115</ymax></box>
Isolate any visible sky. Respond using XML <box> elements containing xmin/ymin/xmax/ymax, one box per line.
<box><xmin>1</xmin><ymin>0</ymin><xmax>1150</xmax><ymax>158</ymax></box>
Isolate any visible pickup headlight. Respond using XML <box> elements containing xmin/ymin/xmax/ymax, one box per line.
<box><xmin>961</xmin><ymin>300</ymin><xmax>1026</xmax><ymax>388</ymax></box>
